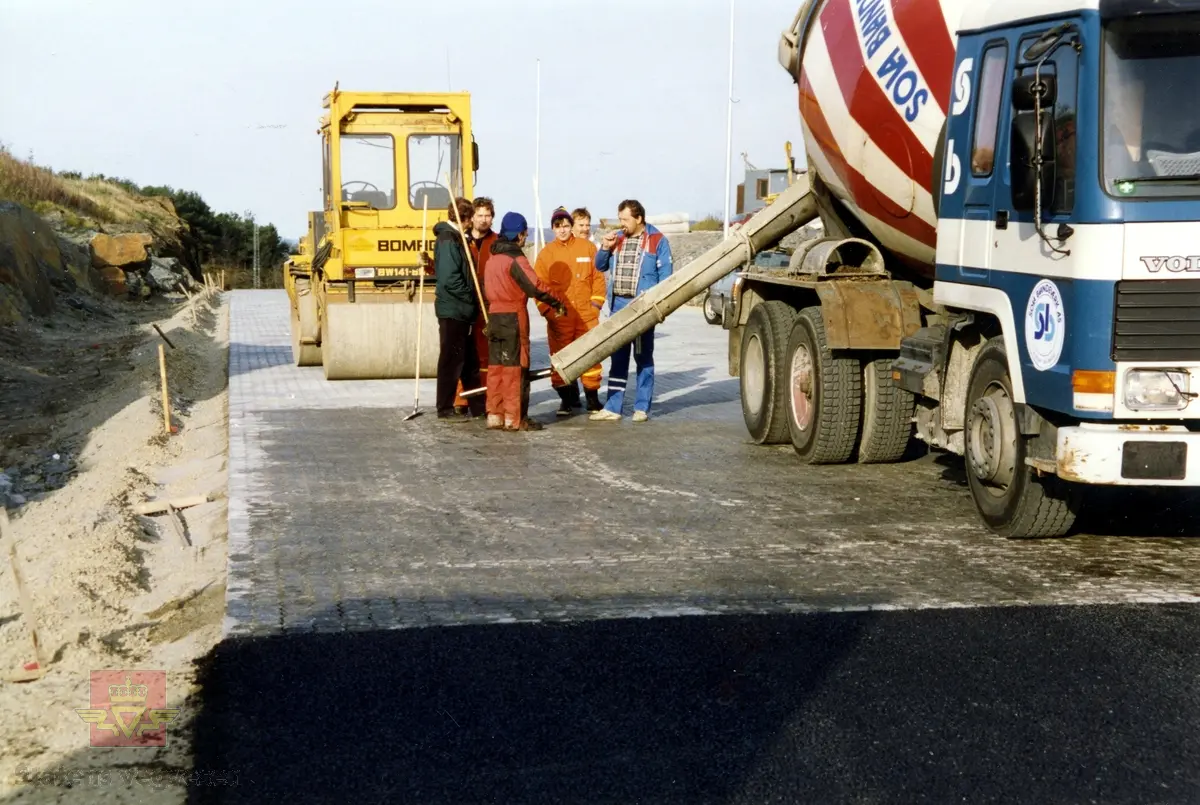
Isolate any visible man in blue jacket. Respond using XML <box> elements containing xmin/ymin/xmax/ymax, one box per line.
<box><xmin>589</xmin><ymin>199</ymin><xmax>673</xmax><ymax>423</ymax></box>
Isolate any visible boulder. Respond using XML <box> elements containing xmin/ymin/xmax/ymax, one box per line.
<box><xmin>147</xmin><ymin>258</ymin><xmax>182</xmax><ymax>293</ymax></box>
<box><xmin>99</xmin><ymin>266</ymin><xmax>127</xmax><ymax>296</ymax></box>
<box><xmin>0</xmin><ymin>201</ymin><xmax>65</xmax><ymax>325</ymax></box>
<box><xmin>90</xmin><ymin>232</ymin><xmax>153</xmax><ymax>268</ymax></box>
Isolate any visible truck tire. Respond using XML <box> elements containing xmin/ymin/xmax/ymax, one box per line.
<box><xmin>703</xmin><ymin>291</ymin><xmax>723</xmax><ymax>325</ymax></box>
<box><xmin>740</xmin><ymin>301</ymin><xmax>798</xmax><ymax>445</ymax></box>
<box><xmin>785</xmin><ymin>307</ymin><xmax>862</xmax><ymax>464</ymax></box>
<box><xmin>964</xmin><ymin>337</ymin><xmax>1081</xmax><ymax>538</ymax></box>
<box><xmin>857</xmin><ymin>358</ymin><xmax>914</xmax><ymax>464</ymax></box>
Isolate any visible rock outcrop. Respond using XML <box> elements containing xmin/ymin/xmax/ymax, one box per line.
<box><xmin>90</xmin><ymin>232</ymin><xmax>154</xmax><ymax>268</ymax></box>
<box><xmin>0</xmin><ymin>202</ymin><xmax>97</xmax><ymax>325</ymax></box>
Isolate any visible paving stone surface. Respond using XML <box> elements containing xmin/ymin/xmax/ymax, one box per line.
<box><xmin>226</xmin><ymin>290</ymin><xmax>1200</xmax><ymax>637</ymax></box>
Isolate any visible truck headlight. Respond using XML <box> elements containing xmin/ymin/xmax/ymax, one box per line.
<box><xmin>1124</xmin><ymin>369</ymin><xmax>1190</xmax><ymax>410</ymax></box>
<box><xmin>354</xmin><ymin>267</ymin><xmax>376</xmax><ymax>279</ymax></box>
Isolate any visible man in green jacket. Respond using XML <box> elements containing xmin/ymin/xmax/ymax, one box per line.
<box><xmin>434</xmin><ymin>196</ymin><xmax>486</xmax><ymax>421</ymax></box>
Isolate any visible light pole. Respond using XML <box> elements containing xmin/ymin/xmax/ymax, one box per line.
<box><xmin>722</xmin><ymin>0</ymin><xmax>736</xmax><ymax>237</ymax></box>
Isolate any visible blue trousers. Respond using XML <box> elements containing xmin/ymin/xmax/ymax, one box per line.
<box><xmin>604</xmin><ymin>294</ymin><xmax>656</xmax><ymax>414</ymax></box>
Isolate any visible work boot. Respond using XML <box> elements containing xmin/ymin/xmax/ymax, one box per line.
<box><xmin>584</xmin><ymin>388</ymin><xmax>602</xmax><ymax>411</ymax></box>
<box><xmin>555</xmin><ymin>386</ymin><xmax>574</xmax><ymax>417</ymax></box>
<box><xmin>486</xmin><ymin>414</ymin><xmax>504</xmax><ymax>430</ymax></box>
<box><xmin>454</xmin><ymin>405</ymin><xmax>468</xmax><ymax>416</ymax></box>
<box><xmin>567</xmin><ymin>382</ymin><xmax>583</xmax><ymax>410</ymax></box>
<box><xmin>517</xmin><ymin>418</ymin><xmax>544</xmax><ymax>431</ymax></box>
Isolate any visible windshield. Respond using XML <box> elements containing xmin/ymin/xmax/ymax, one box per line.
<box><xmin>1103</xmin><ymin>13</ymin><xmax>1200</xmax><ymax>198</ymax></box>
<box><xmin>339</xmin><ymin>133</ymin><xmax>397</xmax><ymax>209</ymax></box>
<box><xmin>407</xmin><ymin>133</ymin><xmax>463</xmax><ymax>211</ymax></box>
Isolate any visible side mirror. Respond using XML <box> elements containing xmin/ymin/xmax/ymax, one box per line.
<box><xmin>1012</xmin><ymin>73</ymin><xmax>1057</xmax><ymax>111</ymax></box>
<box><xmin>1010</xmin><ymin>111</ymin><xmax>1056</xmax><ymax>211</ymax></box>
<box><xmin>472</xmin><ymin>142</ymin><xmax>480</xmax><ymax>172</ymax></box>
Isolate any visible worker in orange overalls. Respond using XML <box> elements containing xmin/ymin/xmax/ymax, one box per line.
<box><xmin>453</xmin><ymin>197</ymin><xmax>498</xmax><ymax>413</ymax></box>
<box><xmin>534</xmin><ymin>206</ymin><xmax>606</xmax><ymax>416</ymax></box>
<box><xmin>484</xmin><ymin>212</ymin><xmax>567</xmax><ymax>431</ymax></box>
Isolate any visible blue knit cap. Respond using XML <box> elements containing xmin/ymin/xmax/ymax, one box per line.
<box><xmin>499</xmin><ymin>211</ymin><xmax>527</xmax><ymax>240</ymax></box>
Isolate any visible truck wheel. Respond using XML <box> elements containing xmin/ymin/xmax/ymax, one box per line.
<box><xmin>703</xmin><ymin>291</ymin><xmax>723</xmax><ymax>325</ymax></box>
<box><xmin>740</xmin><ymin>301</ymin><xmax>798</xmax><ymax>445</ymax></box>
<box><xmin>964</xmin><ymin>337</ymin><xmax>1080</xmax><ymax>538</ymax></box>
<box><xmin>785</xmin><ymin>307</ymin><xmax>862</xmax><ymax>464</ymax></box>
<box><xmin>857</xmin><ymin>358</ymin><xmax>914</xmax><ymax>464</ymax></box>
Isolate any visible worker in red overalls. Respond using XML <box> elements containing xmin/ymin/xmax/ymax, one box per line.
<box><xmin>483</xmin><ymin>211</ymin><xmax>567</xmax><ymax>431</ymax></box>
<box><xmin>453</xmin><ymin>197</ymin><xmax>499</xmax><ymax>413</ymax></box>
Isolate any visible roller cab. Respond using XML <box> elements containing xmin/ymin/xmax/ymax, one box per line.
<box><xmin>293</xmin><ymin>88</ymin><xmax>481</xmax><ymax>379</ymax></box>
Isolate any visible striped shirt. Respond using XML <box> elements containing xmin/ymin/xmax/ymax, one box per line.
<box><xmin>611</xmin><ymin>234</ymin><xmax>642</xmax><ymax>297</ymax></box>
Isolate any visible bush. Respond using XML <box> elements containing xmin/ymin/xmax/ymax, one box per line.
<box><xmin>691</xmin><ymin>215</ymin><xmax>723</xmax><ymax>232</ymax></box>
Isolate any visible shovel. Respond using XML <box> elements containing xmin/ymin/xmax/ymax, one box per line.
<box><xmin>404</xmin><ymin>196</ymin><xmax>429</xmax><ymax>421</ymax></box>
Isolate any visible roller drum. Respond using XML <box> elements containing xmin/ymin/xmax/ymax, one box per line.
<box><xmin>320</xmin><ymin>299</ymin><xmax>441</xmax><ymax>380</ymax></box>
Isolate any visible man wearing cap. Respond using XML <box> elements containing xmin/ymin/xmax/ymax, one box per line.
<box><xmin>534</xmin><ymin>206</ymin><xmax>606</xmax><ymax>416</ymax></box>
<box><xmin>483</xmin><ymin>212</ymin><xmax>568</xmax><ymax>431</ymax></box>
<box><xmin>590</xmin><ymin>199</ymin><xmax>673</xmax><ymax>423</ymax></box>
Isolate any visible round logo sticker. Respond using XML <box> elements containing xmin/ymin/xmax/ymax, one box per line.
<box><xmin>1025</xmin><ymin>279</ymin><xmax>1065</xmax><ymax>371</ymax></box>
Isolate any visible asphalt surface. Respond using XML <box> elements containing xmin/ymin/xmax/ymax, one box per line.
<box><xmin>196</xmin><ymin>292</ymin><xmax>1200</xmax><ymax>802</ymax></box>
<box><xmin>189</xmin><ymin>605</ymin><xmax>1199</xmax><ymax>804</ymax></box>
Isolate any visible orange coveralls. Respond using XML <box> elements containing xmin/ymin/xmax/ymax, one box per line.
<box><xmin>453</xmin><ymin>230</ymin><xmax>497</xmax><ymax>408</ymax></box>
<box><xmin>533</xmin><ymin>235</ymin><xmax>606</xmax><ymax>390</ymax></box>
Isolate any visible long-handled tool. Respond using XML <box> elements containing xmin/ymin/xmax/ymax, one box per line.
<box><xmin>460</xmin><ymin>367</ymin><xmax>552</xmax><ymax>399</ymax></box>
<box><xmin>444</xmin><ymin>173</ymin><xmax>488</xmax><ymax>327</ymax></box>
<box><xmin>404</xmin><ymin>196</ymin><xmax>430</xmax><ymax>421</ymax></box>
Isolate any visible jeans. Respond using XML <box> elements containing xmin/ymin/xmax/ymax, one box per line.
<box><xmin>603</xmin><ymin>294</ymin><xmax>656</xmax><ymax>414</ymax></box>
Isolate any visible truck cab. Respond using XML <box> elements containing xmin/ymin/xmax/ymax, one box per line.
<box><xmin>927</xmin><ymin>0</ymin><xmax>1200</xmax><ymax>530</ymax></box>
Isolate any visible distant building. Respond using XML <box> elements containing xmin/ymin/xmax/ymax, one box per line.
<box><xmin>736</xmin><ymin>167</ymin><xmax>793</xmax><ymax>216</ymax></box>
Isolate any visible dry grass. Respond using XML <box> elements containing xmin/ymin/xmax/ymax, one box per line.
<box><xmin>0</xmin><ymin>144</ymin><xmax>114</xmax><ymax>222</ymax></box>
<box><xmin>691</xmin><ymin>215</ymin><xmax>724</xmax><ymax>232</ymax></box>
<box><xmin>0</xmin><ymin>145</ymin><xmax>181</xmax><ymax>235</ymax></box>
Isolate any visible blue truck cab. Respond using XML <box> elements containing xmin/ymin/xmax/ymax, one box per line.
<box><xmin>908</xmin><ymin>0</ymin><xmax>1200</xmax><ymax>534</ymax></box>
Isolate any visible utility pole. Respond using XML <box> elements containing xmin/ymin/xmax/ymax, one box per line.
<box><xmin>723</xmin><ymin>0</ymin><xmax>736</xmax><ymax>237</ymax></box>
<box><xmin>252</xmin><ymin>217</ymin><xmax>260</xmax><ymax>290</ymax></box>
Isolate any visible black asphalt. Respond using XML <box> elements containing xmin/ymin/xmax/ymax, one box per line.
<box><xmin>184</xmin><ymin>603</ymin><xmax>1200</xmax><ymax>804</ymax></box>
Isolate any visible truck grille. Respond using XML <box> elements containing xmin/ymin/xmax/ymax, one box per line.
<box><xmin>1113</xmin><ymin>279</ymin><xmax>1200</xmax><ymax>362</ymax></box>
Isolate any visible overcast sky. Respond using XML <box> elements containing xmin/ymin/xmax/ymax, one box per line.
<box><xmin>1</xmin><ymin>0</ymin><xmax>805</xmax><ymax>239</ymax></box>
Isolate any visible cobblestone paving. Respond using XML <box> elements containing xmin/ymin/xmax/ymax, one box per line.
<box><xmin>226</xmin><ymin>291</ymin><xmax>1200</xmax><ymax>637</ymax></box>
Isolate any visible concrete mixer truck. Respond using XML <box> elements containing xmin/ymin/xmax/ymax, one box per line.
<box><xmin>551</xmin><ymin>0</ymin><xmax>1200</xmax><ymax>539</ymax></box>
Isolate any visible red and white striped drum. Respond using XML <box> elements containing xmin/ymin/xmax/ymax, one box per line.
<box><xmin>790</xmin><ymin>0</ymin><xmax>969</xmax><ymax>276</ymax></box>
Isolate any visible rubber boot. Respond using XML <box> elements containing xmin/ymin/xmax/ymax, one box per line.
<box><xmin>567</xmin><ymin>381</ymin><xmax>583</xmax><ymax>410</ymax></box>
<box><xmin>585</xmin><ymin>388</ymin><xmax>602</xmax><ymax>411</ymax></box>
<box><xmin>555</xmin><ymin>385</ymin><xmax>573</xmax><ymax>417</ymax></box>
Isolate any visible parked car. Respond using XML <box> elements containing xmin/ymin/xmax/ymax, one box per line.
<box><xmin>702</xmin><ymin>249</ymin><xmax>791</xmax><ymax>325</ymax></box>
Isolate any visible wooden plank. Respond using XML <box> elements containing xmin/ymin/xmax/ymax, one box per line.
<box><xmin>132</xmin><ymin>495</ymin><xmax>210</xmax><ymax>516</ymax></box>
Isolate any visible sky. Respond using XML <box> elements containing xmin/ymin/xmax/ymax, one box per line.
<box><xmin>0</xmin><ymin>0</ymin><xmax>806</xmax><ymax>241</ymax></box>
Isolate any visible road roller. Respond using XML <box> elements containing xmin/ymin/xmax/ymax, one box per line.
<box><xmin>285</xmin><ymin>217</ymin><xmax>322</xmax><ymax>366</ymax></box>
<box><xmin>286</xmin><ymin>87</ymin><xmax>480</xmax><ymax>379</ymax></box>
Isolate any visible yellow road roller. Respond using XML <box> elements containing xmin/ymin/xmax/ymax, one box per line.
<box><xmin>285</xmin><ymin>218</ymin><xmax>321</xmax><ymax>366</ymax></box>
<box><xmin>286</xmin><ymin>87</ymin><xmax>480</xmax><ymax>379</ymax></box>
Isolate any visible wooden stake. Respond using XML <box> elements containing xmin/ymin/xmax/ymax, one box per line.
<box><xmin>164</xmin><ymin>503</ymin><xmax>191</xmax><ymax>548</ymax></box>
<box><xmin>158</xmin><ymin>343</ymin><xmax>171</xmax><ymax>435</ymax></box>
<box><xmin>221</xmin><ymin>269</ymin><xmax>226</xmax><ymax>291</ymax></box>
<box><xmin>1</xmin><ymin>507</ymin><xmax>49</xmax><ymax>680</ymax></box>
